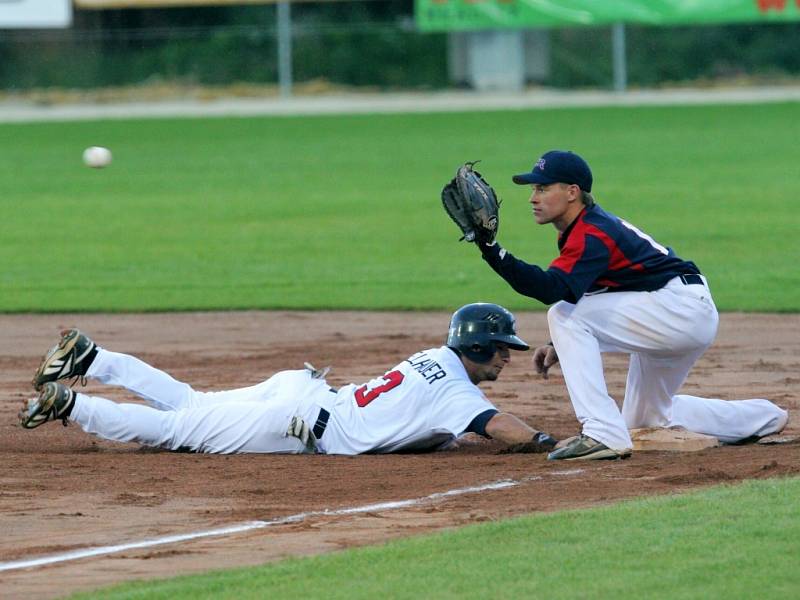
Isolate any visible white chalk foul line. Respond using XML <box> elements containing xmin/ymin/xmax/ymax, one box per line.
<box><xmin>0</xmin><ymin>469</ymin><xmax>584</xmax><ymax>573</ymax></box>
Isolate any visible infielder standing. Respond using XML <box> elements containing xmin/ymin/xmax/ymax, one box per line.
<box><xmin>19</xmin><ymin>303</ymin><xmax>558</xmax><ymax>456</ymax></box>
<box><xmin>475</xmin><ymin>150</ymin><xmax>787</xmax><ymax>460</ymax></box>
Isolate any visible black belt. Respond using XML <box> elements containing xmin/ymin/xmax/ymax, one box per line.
<box><xmin>313</xmin><ymin>408</ymin><xmax>330</xmax><ymax>439</ymax></box>
<box><xmin>679</xmin><ymin>274</ymin><xmax>704</xmax><ymax>286</ymax></box>
<box><xmin>312</xmin><ymin>387</ymin><xmax>337</xmax><ymax>439</ymax></box>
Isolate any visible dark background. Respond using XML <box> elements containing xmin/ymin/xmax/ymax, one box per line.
<box><xmin>2</xmin><ymin>1</ymin><xmax>799</xmax><ymax>91</ymax></box>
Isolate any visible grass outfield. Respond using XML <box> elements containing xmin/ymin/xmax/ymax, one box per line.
<box><xmin>68</xmin><ymin>477</ymin><xmax>800</xmax><ymax>599</ymax></box>
<box><xmin>1</xmin><ymin>102</ymin><xmax>799</xmax><ymax>312</ymax></box>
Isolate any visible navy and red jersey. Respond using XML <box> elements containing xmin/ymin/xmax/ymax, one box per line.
<box><xmin>480</xmin><ymin>203</ymin><xmax>700</xmax><ymax>305</ymax></box>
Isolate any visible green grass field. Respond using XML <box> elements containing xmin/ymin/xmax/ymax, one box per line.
<box><xmin>70</xmin><ymin>476</ymin><xmax>800</xmax><ymax>599</ymax></box>
<box><xmin>1</xmin><ymin>102</ymin><xmax>799</xmax><ymax>312</ymax></box>
<box><xmin>4</xmin><ymin>102</ymin><xmax>798</xmax><ymax>596</ymax></box>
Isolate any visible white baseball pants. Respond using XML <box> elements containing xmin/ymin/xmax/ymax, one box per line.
<box><xmin>69</xmin><ymin>349</ymin><xmax>328</xmax><ymax>454</ymax></box>
<box><xmin>548</xmin><ymin>276</ymin><xmax>788</xmax><ymax>450</ymax></box>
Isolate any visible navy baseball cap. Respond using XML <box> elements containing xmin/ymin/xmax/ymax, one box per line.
<box><xmin>512</xmin><ymin>150</ymin><xmax>593</xmax><ymax>192</ymax></box>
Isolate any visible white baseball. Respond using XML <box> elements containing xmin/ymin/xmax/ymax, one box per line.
<box><xmin>83</xmin><ymin>146</ymin><xmax>112</xmax><ymax>168</ymax></box>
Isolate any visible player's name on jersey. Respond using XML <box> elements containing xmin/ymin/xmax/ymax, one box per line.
<box><xmin>405</xmin><ymin>350</ymin><xmax>447</xmax><ymax>384</ymax></box>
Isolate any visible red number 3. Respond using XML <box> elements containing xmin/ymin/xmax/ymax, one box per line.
<box><xmin>355</xmin><ymin>370</ymin><xmax>405</xmax><ymax>407</ymax></box>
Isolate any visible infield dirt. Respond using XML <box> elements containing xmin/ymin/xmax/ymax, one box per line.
<box><xmin>1</xmin><ymin>311</ymin><xmax>798</xmax><ymax>598</ymax></box>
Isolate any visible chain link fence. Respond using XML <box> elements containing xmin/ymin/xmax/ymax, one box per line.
<box><xmin>1</xmin><ymin>3</ymin><xmax>799</xmax><ymax>95</ymax></box>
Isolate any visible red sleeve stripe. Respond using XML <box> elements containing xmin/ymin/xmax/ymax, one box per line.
<box><xmin>595</xmin><ymin>278</ymin><xmax>621</xmax><ymax>287</ymax></box>
<box><xmin>550</xmin><ymin>223</ymin><xmax>587</xmax><ymax>273</ymax></box>
<box><xmin>551</xmin><ymin>220</ymin><xmax>643</xmax><ymax>274</ymax></box>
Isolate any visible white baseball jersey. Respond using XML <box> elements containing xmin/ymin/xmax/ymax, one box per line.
<box><xmin>68</xmin><ymin>346</ymin><xmax>496</xmax><ymax>455</ymax></box>
<box><xmin>318</xmin><ymin>346</ymin><xmax>496</xmax><ymax>455</ymax></box>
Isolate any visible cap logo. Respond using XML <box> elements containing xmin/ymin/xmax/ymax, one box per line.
<box><xmin>535</xmin><ymin>158</ymin><xmax>546</xmax><ymax>171</ymax></box>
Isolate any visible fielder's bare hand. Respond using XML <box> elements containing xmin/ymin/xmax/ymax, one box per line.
<box><xmin>533</xmin><ymin>344</ymin><xmax>559</xmax><ymax>379</ymax></box>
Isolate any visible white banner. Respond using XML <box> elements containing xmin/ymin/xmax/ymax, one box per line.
<box><xmin>0</xmin><ymin>0</ymin><xmax>72</xmax><ymax>28</ymax></box>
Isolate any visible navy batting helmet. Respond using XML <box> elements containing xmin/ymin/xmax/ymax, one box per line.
<box><xmin>446</xmin><ymin>303</ymin><xmax>530</xmax><ymax>363</ymax></box>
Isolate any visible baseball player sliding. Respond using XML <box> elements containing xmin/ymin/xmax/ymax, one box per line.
<box><xmin>19</xmin><ymin>303</ymin><xmax>558</xmax><ymax>455</ymax></box>
<box><xmin>442</xmin><ymin>151</ymin><xmax>788</xmax><ymax>461</ymax></box>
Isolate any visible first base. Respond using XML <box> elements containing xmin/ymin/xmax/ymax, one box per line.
<box><xmin>630</xmin><ymin>427</ymin><xmax>720</xmax><ymax>452</ymax></box>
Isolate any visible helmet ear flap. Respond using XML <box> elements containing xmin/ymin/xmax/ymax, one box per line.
<box><xmin>464</xmin><ymin>341</ymin><xmax>495</xmax><ymax>364</ymax></box>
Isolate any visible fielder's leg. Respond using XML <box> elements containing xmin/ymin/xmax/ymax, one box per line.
<box><xmin>619</xmin><ymin>277</ymin><xmax>718</xmax><ymax>429</ymax></box>
<box><xmin>621</xmin><ymin>348</ymin><xmax>706</xmax><ymax>429</ymax></box>
<box><xmin>547</xmin><ymin>300</ymin><xmax>633</xmax><ymax>451</ymax></box>
<box><xmin>548</xmin><ymin>278</ymin><xmax>719</xmax><ymax>452</ymax></box>
<box><xmin>668</xmin><ymin>395</ymin><xmax>788</xmax><ymax>443</ymax></box>
<box><xmin>616</xmin><ymin>277</ymin><xmax>785</xmax><ymax>441</ymax></box>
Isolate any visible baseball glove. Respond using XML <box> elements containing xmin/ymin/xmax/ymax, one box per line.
<box><xmin>441</xmin><ymin>161</ymin><xmax>500</xmax><ymax>244</ymax></box>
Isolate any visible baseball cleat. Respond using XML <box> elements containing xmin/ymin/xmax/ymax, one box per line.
<box><xmin>19</xmin><ymin>382</ymin><xmax>77</xmax><ymax>429</ymax></box>
<box><xmin>32</xmin><ymin>329</ymin><xmax>97</xmax><ymax>390</ymax></box>
<box><xmin>547</xmin><ymin>434</ymin><xmax>631</xmax><ymax>461</ymax></box>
